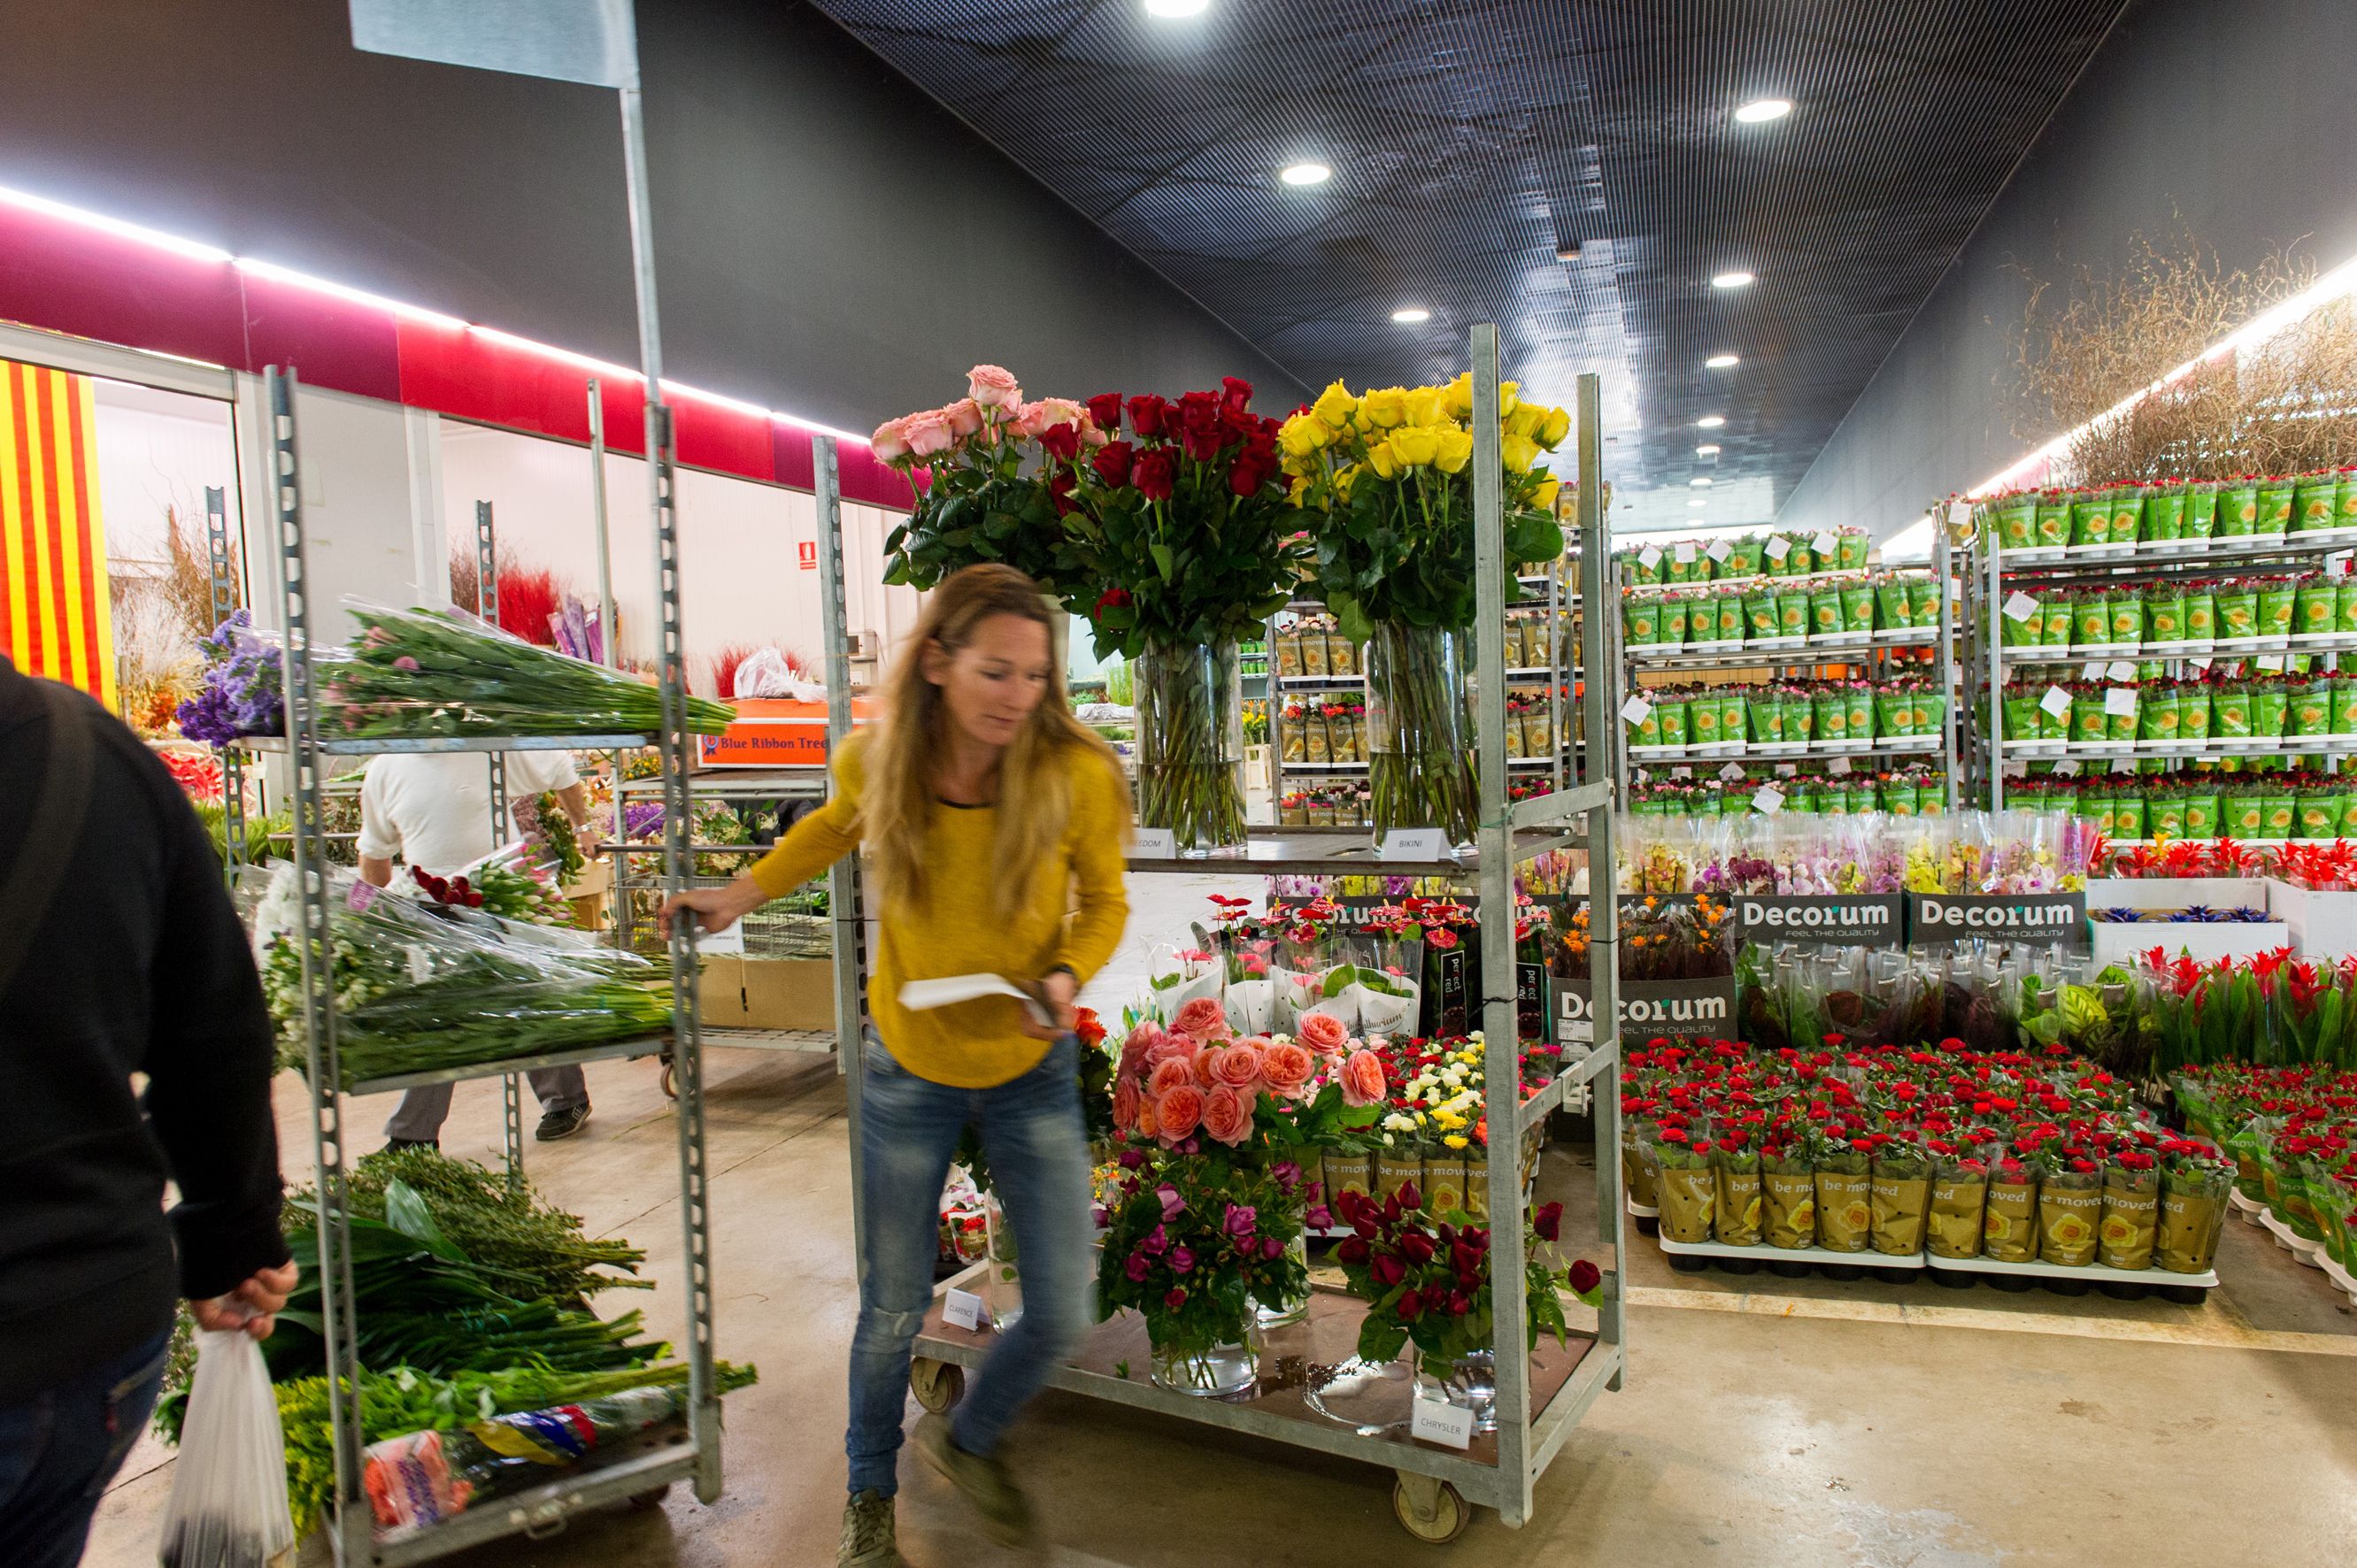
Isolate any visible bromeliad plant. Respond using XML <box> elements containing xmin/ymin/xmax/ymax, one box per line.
<box><xmin>1280</xmin><ymin>376</ymin><xmax>1571</xmax><ymax>841</ymax></box>
<box><xmin>876</xmin><ymin>365</ymin><xmax>1097</xmax><ymax>597</ymax></box>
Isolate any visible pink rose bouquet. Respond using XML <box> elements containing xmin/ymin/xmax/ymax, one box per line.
<box><xmin>879</xmin><ymin>364</ymin><xmax>1095</xmax><ymax>597</ymax></box>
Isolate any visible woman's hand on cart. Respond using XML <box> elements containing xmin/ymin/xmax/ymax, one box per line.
<box><xmin>660</xmin><ymin>873</ymin><xmax>768</xmax><ymax>934</ymax></box>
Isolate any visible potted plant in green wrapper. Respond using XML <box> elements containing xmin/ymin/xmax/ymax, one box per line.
<box><xmin>1069</xmin><ymin>382</ymin><xmax>1312</xmax><ymax>850</ymax></box>
<box><xmin>1283</xmin><ymin>376</ymin><xmax>1571</xmax><ymax>842</ymax></box>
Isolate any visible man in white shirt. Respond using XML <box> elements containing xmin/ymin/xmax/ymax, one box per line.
<box><xmin>357</xmin><ymin>750</ymin><xmax>595</xmax><ymax>1148</ymax></box>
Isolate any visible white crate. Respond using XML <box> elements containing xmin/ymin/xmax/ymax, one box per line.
<box><xmin>2090</xmin><ymin>921</ymin><xmax>2290</xmax><ymax>966</ymax></box>
<box><xmin>2264</xmin><ymin>878</ymin><xmax>2357</xmax><ymax>959</ymax></box>
<box><xmin>2084</xmin><ymin>877</ymin><xmax>2268</xmax><ymax>912</ymax></box>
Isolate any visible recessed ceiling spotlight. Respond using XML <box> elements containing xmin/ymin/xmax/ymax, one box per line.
<box><xmin>1144</xmin><ymin>0</ymin><xmax>1210</xmax><ymax>16</ymax></box>
<box><xmin>1711</xmin><ymin>271</ymin><xmax>1755</xmax><ymax>290</ymax></box>
<box><xmin>1555</xmin><ymin>240</ymin><xmax>1583</xmax><ymax>262</ymax></box>
<box><xmin>1705</xmin><ymin>353</ymin><xmax>1740</xmax><ymax>368</ymax></box>
<box><xmin>1733</xmin><ymin>97</ymin><xmax>1793</xmax><ymax>124</ymax></box>
<box><xmin>1279</xmin><ymin>161</ymin><xmax>1332</xmax><ymax>187</ymax></box>
<box><xmin>1697</xmin><ymin>415</ymin><xmax>1727</xmax><ymax>429</ymax></box>
<box><xmin>1688</xmin><ymin>498</ymin><xmax>1707</xmax><ymax>508</ymax></box>
<box><xmin>1690</xmin><ymin>477</ymin><xmax>1712</xmax><ymax>487</ymax></box>
<box><xmin>1696</xmin><ymin>443</ymin><xmax>1722</xmax><ymax>456</ymax></box>
<box><xmin>1390</xmin><ymin>307</ymin><xmax>1430</xmax><ymax>324</ymax></box>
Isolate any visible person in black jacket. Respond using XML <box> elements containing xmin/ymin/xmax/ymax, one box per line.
<box><xmin>0</xmin><ymin>658</ymin><xmax>297</xmax><ymax>1567</ymax></box>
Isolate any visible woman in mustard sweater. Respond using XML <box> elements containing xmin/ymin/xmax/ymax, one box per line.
<box><xmin>665</xmin><ymin>564</ymin><xmax>1129</xmax><ymax>1566</ymax></box>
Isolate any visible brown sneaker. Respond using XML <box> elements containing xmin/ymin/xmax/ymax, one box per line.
<box><xmin>838</xmin><ymin>1489</ymin><xmax>903</xmax><ymax>1567</ymax></box>
<box><xmin>914</xmin><ymin>1413</ymin><xmax>1034</xmax><ymax>1547</ymax></box>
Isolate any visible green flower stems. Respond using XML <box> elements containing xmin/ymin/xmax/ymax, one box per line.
<box><xmin>1135</xmin><ymin>637</ymin><xmax>1247</xmax><ymax>850</ymax></box>
<box><xmin>1367</xmin><ymin>622</ymin><xmax>1480</xmax><ymax>842</ymax></box>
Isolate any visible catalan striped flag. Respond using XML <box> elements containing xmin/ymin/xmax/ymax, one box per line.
<box><xmin>0</xmin><ymin>359</ymin><xmax>116</xmax><ymax>709</ymax></box>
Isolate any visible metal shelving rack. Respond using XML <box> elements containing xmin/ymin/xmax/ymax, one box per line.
<box><xmin>262</xmin><ymin>366</ymin><xmax>721</xmax><ymax>1564</ymax></box>
<box><xmin>836</xmin><ymin>335</ymin><xmax>1625</xmax><ymax>1540</ymax></box>
<box><xmin>1607</xmin><ymin>535</ymin><xmax>1960</xmax><ymax>809</ymax></box>
<box><xmin>1962</xmin><ymin>516</ymin><xmax>2357</xmax><ymax>807</ymax></box>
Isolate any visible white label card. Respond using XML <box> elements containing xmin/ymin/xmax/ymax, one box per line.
<box><xmin>2054</xmin><ymin>758</ymin><xmax>2080</xmax><ymax>775</ymax></box>
<box><xmin>944</xmin><ymin>1288</ymin><xmax>989</xmax><ymax>1332</ymax></box>
<box><xmin>1829</xmin><ymin>755</ymin><xmax>1852</xmax><ymax>775</ymax></box>
<box><xmin>1752</xmin><ymin>786</ymin><xmax>1786</xmax><ymax>814</ymax></box>
<box><xmin>1719</xmin><ymin>762</ymin><xmax>1746</xmax><ymax>781</ymax></box>
<box><xmin>1707</xmin><ymin>541</ymin><xmax>1733</xmax><ymax>565</ymax></box>
<box><xmin>1764</xmin><ymin>537</ymin><xmax>1792</xmax><ymax>561</ymax></box>
<box><xmin>1133</xmin><ymin>827</ymin><xmax>1177</xmax><ymax>860</ymax></box>
<box><xmin>1775</xmin><ymin>763</ymin><xmax>1799</xmax><ymax>777</ymax></box>
<box><xmin>2106</xmin><ymin>660</ymin><xmax>2138</xmax><ymax>682</ymax></box>
<box><xmin>2104</xmin><ymin>688</ymin><xmax>2138</xmax><ymax>717</ymax></box>
<box><xmin>1671</xmin><ymin>766</ymin><xmax>1692</xmax><ymax>780</ymax></box>
<box><xmin>2258</xmin><ymin>656</ymin><xmax>2286</xmax><ymax>673</ymax></box>
<box><xmin>2002</xmin><ymin>592</ymin><xmax>2039</xmax><ymax>623</ymax></box>
<box><xmin>1381</xmin><ymin>828</ymin><xmax>1452</xmax><ymax>863</ymax></box>
<box><xmin>697</xmin><ymin>919</ymin><xmax>746</xmax><ymax>956</ymax></box>
<box><xmin>1812</xmin><ymin>531</ymin><xmax>1838</xmax><ymax>557</ymax></box>
<box><xmin>1675</xmin><ymin>542</ymin><xmax>1696</xmax><ymax>564</ymax></box>
<box><xmin>1638</xmin><ymin>547</ymin><xmax>1662</xmax><ymax>570</ymax></box>
<box><xmin>2080</xmin><ymin>662</ymin><xmax>2105</xmax><ymax>680</ymax></box>
<box><xmin>1621</xmin><ymin>696</ymin><xmax>1654</xmax><ymax>725</ymax></box>
<box><xmin>2111</xmin><ymin>758</ymin><xmax>2137</xmax><ymax>775</ymax></box>
<box><xmin>1412</xmin><ymin>1397</ymin><xmax>1475</xmax><ymax>1450</ymax></box>
<box><xmin>2188</xmin><ymin>657</ymin><xmax>2213</xmax><ymax>672</ymax></box>
<box><xmin>2039</xmin><ymin>686</ymin><xmax>2072</xmax><ymax>718</ymax></box>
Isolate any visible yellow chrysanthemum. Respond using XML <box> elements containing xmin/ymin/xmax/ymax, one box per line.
<box><xmin>1361</xmin><ymin>387</ymin><xmax>1408</xmax><ymax>428</ymax></box>
<box><xmin>1365</xmin><ymin>442</ymin><xmax>1400</xmax><ymax>479</ymax></box>
<box><xmin>1433</xmin><ymin>427</ymin><xmax>1475</xmax><ymax>473</ymax></box>
<box><xmin>1390</xmin><ymin>426</ymin><xmax>1441</xmax><ymax>467</ymax></box>
<box><xmin>1537</xmin><ymin>405</ymin><xmax>1572</xmax><ymax>447</ymax></box>
<box><xmin>1277</xmin><ymin>412</ymin><xmax>1331</xmax><ymax>458</ymax></box>
<box><xmin>1311</xmin><ymin>380</ymin><xmax>1358</xmax><ymax>427</ymax></box>
<box><xmin>1404</xmin><ymin>385</ymin><xmax>1450</xmax><ymax>429</ymax></box>
<box><xmin>1502</xmin><ymin>432</ymin><xmax>1540</xmax><ymax>473</ymax></box>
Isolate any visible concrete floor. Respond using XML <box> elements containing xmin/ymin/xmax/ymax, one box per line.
<box><xmin>79</xmin><ymin>869</ymin><xmax>2357</xmax><ymax>1567</ymax></box>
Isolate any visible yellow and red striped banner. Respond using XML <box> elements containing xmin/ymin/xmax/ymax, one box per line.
<box><xmin>0</xmin><ymin>359</ymin><xmax>115</xmax><ymax>709</ymax></box>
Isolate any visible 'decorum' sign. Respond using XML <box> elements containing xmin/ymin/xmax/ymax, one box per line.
<box><xmin>1552</xmin><ymin>976</ymin><xmax>1737</xmax><ymax>1043</ymax></box>
<box><xmin>1733</xmin><ymin>895</ymin><xmax>1904</xmax><ymax>948</ymax></box>
<box><xmin>1904</xmin><ymin>892</ymin><xmax>2087</xmax><ymax>945</ymax></box>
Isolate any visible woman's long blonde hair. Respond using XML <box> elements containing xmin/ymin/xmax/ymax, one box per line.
<box><xmin>863</xmin><ymin>564</ymin><xmax>1128</xmax><ymax>913</ymax></box>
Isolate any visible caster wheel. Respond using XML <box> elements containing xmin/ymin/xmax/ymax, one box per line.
<box><xmin>1392</xmin><ymin>1476</ymin><xmax>1470</xmax><ymax>1544</ymax></box>
<box><xmin>659</xmin><ymin>1061</ymin><xmax>678</xmax><ymax>1100</ymax></box>
<box><xmin>627</xmin><ymin>1484</ymin><xmax>673</xmax><ymax>1512</ymax></box>
<box><xmin>911</xmin><ymin>1357</ymin><xmax>965</xmax><ymax>1414</ymax></box>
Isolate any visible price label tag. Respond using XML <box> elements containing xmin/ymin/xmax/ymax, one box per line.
<box><xmin>1638</xmin><ymin>547</ymin><xmax>1662</xmax><ymax>570</ymax></box>
<box><xmin>1829</xmin><ymin>755</ymin><xmax>1853</xmax><ymax>775</ymax></box>
<box><xmin>2106</xmin><ymin>660</ymin><xmax>2138</xmax><ymax>682</ymax></box>
<box><xmin>2104</xmin><ymin>688</ymin><xmax>2138</xmax><ymax>717</ymax></box>
<box><xmin>2111</xmin><ymin>757</ymin><xmax>2137</xmax><ymax>775</ymax></box>
<box><xmin>944</xmin><ymin>1288</ymin><xmax>990</xmax><ymax>1332</ymax></box>
<box><xmin>2039</xmin><ymin>686</ymin><xmax>2072</xmax><ymax>718</ymax></box>
<box><xmin>1775</xmin><ymin>763</ymin><xmax>1799</xmax><ymax>777</ymax></box>
<box><xmin>1764</xmin><ymin>536</ymin><xmax>1792</xmax><ymax>562</ymax></box>
<box><xmin>2002</xmin><ymin>592</ymin><xmax>2039</xmax><ymax>623</ymax></box>
<box><xmin>1671</xmin><ymin>765</ymin><xmax>1692</xmax><ymax>780</ymax></box>
<box><xmin>1621</xmin><ymin>696</ymin><xmax>1654</xmax><ymax>725</ymax></box>
<box><xmin>1812</xmin><ymin>531</ymin><xmax>1838</xmax><ymax>557</ymax></box>
<box><xmin>346</xmin><ymin>881</ymin><xmax>381</xmax><ymax>912</ymax></box>
<box><xmin>1707</xmin><ymin>540</ymin><xmax>1733</xmax><ymax>565</ymax></box>
<box><xmin>1381</xmin><ymin>828</ymin><xmax>1452</xmax><ymax>863</ymax></box>
<box><xmin>1411</xmin><ymin>1396</ymin><xmax>1475</xmax><ymax>1450</ymax></box>
<box><xmin>2054</xmin><ymin>758</ymin><xmax>2080</xmax><ymax>776</ymax></box>
<box><xmin>404</xmin><ymin>945</ymin><xmax>432</xmax><ymax>984</ymax></box>
<box><xmin>697</xmin><ymin>919</ymin><xmax>746</xmax><ymax>956</ymax></box>
<box><xmin>2188</xmin><ymin>656</ymin><xmax>2214</xmax><ymax>673</ymax></box>
<box><xmin>1675</xmin><ymin>542</ymin><xmax>1697</xmax><ymax>564</ymax></box>
<box><xmin>2080</xmin><ymin>661</ymin><xmax>2105</xmax><ymax>681</ymax></box>
<box><xmin>1752</xmin><ymin>786</ymin><xmax>1786</xmax><ymax>814</ymax></box>
<box><xmin>1720</xmin><ymin>762</ymin><xmax>1747</xmax><ymax>781</ymax></box>
<box><xmin>1133</xmin><ymin>827</ymin><xmax>1177</xmax><ymax>860</ymax></box>
<box><xmin>1949</xmin><ymin>499</ymin><xmax>1975</xmax><ymax>528</ymax></box>
<box><xmin>2258</xmin><ymin>655</ymin><xmax>2286</xmax><ymax>673</ymax></box>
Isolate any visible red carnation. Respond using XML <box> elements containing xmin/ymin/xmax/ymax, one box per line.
<box><xmin>1092</xmin><ymin>439</ymin><xmax>1134</xmax><ymax>487</ymax></box>
<box><xmin>1532</xmin><ymin>1201</ymin><xmax>1563</xmax><ymax>1242</ymax></box>
<box><xmin>1048</xmin><ymin>470</ymin><xmax>1078</xmax><ymax>516</ymax></box>
<box><xmin>1093</xmin><ymin>588</ymin><xmax>1132</xmax><ymax>619</ymax></box>
<box><xmin>1370</xmin><ymin>1253</ymin><xmax>1406</xmax><ymax>1287</ymax></box>
<box><xmin>1397</xmin><ymin>1287</ymin><xmax>1425</xmax><ymax>1322</ymax></box>
<box><xmin>1086</xmin><ymin>393</ymin><xmax>1124</xmax><ymax>434</ymax></box>
<box><xmin>1132</xmin><ymin>449</ymin><xmax>1177</xmax><ymax>501</ymax></box>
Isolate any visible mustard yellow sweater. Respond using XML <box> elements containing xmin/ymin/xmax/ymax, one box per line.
<box><xmin>747</xmin><ymin>731</ymin><xmax>1129</xmax><ymax>1088</ymax></box>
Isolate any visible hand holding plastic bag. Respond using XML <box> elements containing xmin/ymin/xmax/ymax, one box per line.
<box><xmin>158</xmin><ymin>1331</ymin><xmax>297</xmax><ymax>1568</ymax></box>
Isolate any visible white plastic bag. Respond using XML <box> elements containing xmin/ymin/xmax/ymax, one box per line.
<box><xmin>732</xmin><ymin>646</ymin><xmax>825</xmax><ymax>700</ymax></box>
<box><xmin>158</xmin><ymin>1330</ymin><xmax>296</xmax><ymax>1568</ymax></box>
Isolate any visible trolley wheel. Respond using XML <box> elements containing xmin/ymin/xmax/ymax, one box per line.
<box><xmin>1392</xmin><ymin>1473</ymin><xmax>1470</xmax><ymax>1545</ymax></box>
<box><xmin>627</xmin><ymin>1484</ymin><xmax>673</xmax><ymax>1512</ymax></box>
<box><xmin>659</xmin><ymin>1059</ymin><xmax>678</xmax><ymax>1100</ymax></box>
<box><xmin>911</xmin><ymin>1357</ymin><xmax>965</xmax><ymax>1414</ymax></box>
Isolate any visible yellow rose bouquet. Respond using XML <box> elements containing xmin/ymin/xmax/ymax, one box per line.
<box><xmin>1278</xmin><ymin>375</ymin><xmax>1569</xmax><ymax>840</ymax></box>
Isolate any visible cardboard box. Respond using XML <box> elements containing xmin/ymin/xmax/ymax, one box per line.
<box><xmin>742</xmin><ymin>957</ymin><xmax>836</xmax><ymax>1031</ymax></box>
<box><xmin>696</xmin><ymin>697</ymin><xmax>872</xmax><ymax>769</ymax></box>
<box><xmin>697</xmin><ymin>956</ymin><xmax>751</xmax><ymax>1028</ymax></box>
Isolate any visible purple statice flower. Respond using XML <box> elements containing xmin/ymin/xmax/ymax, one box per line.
<box><xmin>623</xmin><ymin>802</ymin><xmax>667</xmax><ymax>841</ymax></box>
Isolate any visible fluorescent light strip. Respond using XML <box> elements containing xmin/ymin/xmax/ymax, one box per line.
<box><xmin>0</xmin><ymin>178</ymin><xmax>875</xmax><ymax>450</ymax></box>
<box><xmin>1971</xmin><ymin>247</ymin><xmax>2357</xmax><ymax>496</ymax></box>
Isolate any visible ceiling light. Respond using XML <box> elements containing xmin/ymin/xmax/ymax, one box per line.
<box><xmin>1697</xmin><ymin>415</ymin><xmax>1727</xmax><ymax>429</ymax></box>
<box><xmin>1279</xmin><ymin>161</ymin><xmax>1331</xmax><ymax>187</ymax></box>
<box><xmin>1711</xmin><ymin>271</ymin><xmax>1755</xmax><ymax>290</ymax></box>
<box><xmin>1690</xmin><ymin>477</ymin><xmax>1712</xmax><ymax>487</ymax></box>
<box><xmin>1390</xmin><ymin>307</ymin><xmax>1430</xmax><ymax>324</ymax></box>
<box><xmin>1705</xmin><ymin>353</ymin><xmax>1740</xmax><ymax>368</ymax></box>
<box><xmin>1733</xmin><ymin>97</ymin><xmax>1793</xmax><ymax>124</ymax></box>
<box><xmin>1689</xmin><ymin>498</ymin><xmax>1707</xmax><ymax>508</ymax></box>
<box><xmin>1696</xmin><ymin>443</ymin><xmax>1722</xmax><ymax>456</ymax></box>
<box><xmin>1555</xmin><ymin>240</ymin><xmax>1583</xmax><ymax>262</ymax></box>
<box><xmin>1144</xmin><ymin>0</ymin><xmax>1209</xmax><ymax>15</ymax></box>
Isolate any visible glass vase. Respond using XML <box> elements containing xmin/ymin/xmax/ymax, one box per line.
<box><xmin>1412</xmin><ymin>1349</ymin><xmax>1498</xmax><ymax>1434</ymax></box>
<box><xmin>1149</xmin><ymin>1335</ymin><xmax>1257</xmax><ymax>1398</ymax></box>
<box><xmin>1134</xmin><ymin>636</ymin><xmax>1247</xmax><ymax>853</ymax></box>
<box><xmin>1365</xmin><ymin>622</ymin><xmax>1478</xmax><ymax>844</ymax></box>
<box><xmin>1251</xmin><ymin>1209</ymin><xmax>1311</xmax><ymax>1329</ymax></box>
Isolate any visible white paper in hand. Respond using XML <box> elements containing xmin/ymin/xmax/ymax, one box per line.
<box><xmin>697</xmin><ymin>919</ymin><xmax>746</xmax><ymax>956</ymax></box>
<box><xmin>899</xmin><ymin>974</ymin><xmax>1055</xmax><ymax>1028</ymax></box>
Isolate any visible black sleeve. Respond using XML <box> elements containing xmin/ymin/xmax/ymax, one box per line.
<box><xmin>139</xmin><ymin>754</ymin><xmax>292</xmax><ymax>1299</ymax></box>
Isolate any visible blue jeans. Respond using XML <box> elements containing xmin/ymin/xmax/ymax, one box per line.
<box><xmin>846</xmin><ymin>1035</ymin><xmax>1092</xmax><ymax>1496</ymax></box>
<box><xmin>0</xmin><ymin>1326</ymin><xmax>171</xmax><ymax>1568</ymax></box>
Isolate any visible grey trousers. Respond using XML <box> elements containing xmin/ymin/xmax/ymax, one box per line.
<box><xmin>383</xmin><ymin>1065</ymin><xmax>589</xmax><ymax>1143</ymax></box>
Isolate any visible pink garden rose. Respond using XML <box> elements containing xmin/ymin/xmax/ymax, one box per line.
<box><xmin>967</xmin><ymin>365</ymin><xmax>1021</xmax><ymax>409</ymax></box>
<box><xmin>1200</xmin><ymin>1084</ymin><xmax>1253</xmax><ymax>1146</ymax></box>
<box><xmin>1171</xmin><ymin>996</ymin><xmax>1227</xmax><ymax>1037</ymax></box>
<box><xmin>1296</xmin><ymin>1012</ymin><xmax>1350</xmax><ymax>1057</ymax></box>
<box><xmin>1259</xmin><ymin>1040</ymin><xmax>1315</xmax><ymax>1096</ymax></box>
<box><xmin>902</xmin><ymin>408</ymin><xmax>956</xmax><ymax>457</ymax></box>
<box><xmin>1156</xmin><ymin>1084</ymin><xmax>1204</xmax><ymax>1141</ymax></box>
<box><xmin>1149</xmin><ymin>1057</ymin><xmax>1198</xmax><ymax>1099</ymax></box>
<box><xmin>1338</xmin><ymin>1047</ymin><xmax>1387</xmax><ymax>1108</ymax></box>
<box><xmin>1113</xmin><ymin>1075</ymin><xmax>1143</xmax><ymax>1134</ymax></box>
<box><xmin>1206</xmin><ymin>1041</ymin><xmax>1264</xmax><ymax>1091</ymax></box>
<box><xmin>1144</xmin><ymin>1029</ymin><xmax>1199</xmax><ymax>1070</ymax></box>
<box><xmin>1121</xmin><ymin>1020</ymin><xmax>1161</xmax><ymax>1077</ymax></box>
<box><xmin>870</xmin><ymin>416</ymin><xmax>911</xmax><ymax>462</ymax></box>
<box><xmin>942</xmin><ymin>397</ymin><xmax>984</xmax><ymax>437</ymax></box>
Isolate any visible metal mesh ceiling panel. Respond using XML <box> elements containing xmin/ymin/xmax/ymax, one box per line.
<box><xmin>807</xmin><ymin>0</ymin><xmax>2129</xmax><ymax>524</ymax></box>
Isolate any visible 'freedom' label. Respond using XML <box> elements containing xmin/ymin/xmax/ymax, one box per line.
<box><xmin>1733</xmin><ymin>895</ymin><xmax>1902</xmax><ymax>947</ymax></box>
<box><xmin>1904</xmin><ymin>893</ymin><xmax>2086</xmax><ymax>944</ymax></box>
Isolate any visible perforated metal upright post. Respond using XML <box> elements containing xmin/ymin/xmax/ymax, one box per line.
<box><xmin>203</xmin><ymin>485</ymin><xmax>248</xmax><ymax>881</ymax></box>
<box><xmin>813</xmin><ymin>436</ymin><xmax>872</xmax><ymax>1241</ymax></box>
<box><xmin>473</xmin><ymin>500</ymin><xmax>528</xmax><ymax>1184</ymax></box>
